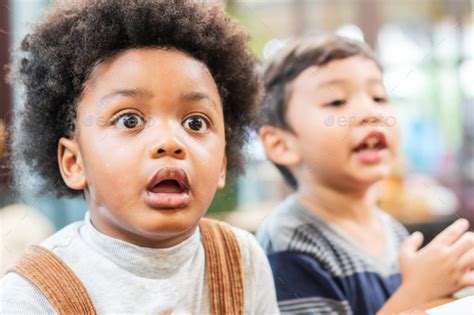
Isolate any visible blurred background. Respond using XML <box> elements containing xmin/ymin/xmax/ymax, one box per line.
<box><xmin>0</xmin><ymin>0</ymin><xmax>473</xmax><ymax>274</ymax></box>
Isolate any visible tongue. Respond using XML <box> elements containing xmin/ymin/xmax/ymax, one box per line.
<box><xmin>353</xmin><ymin>147</ymin><xmax>386</xmax><ymax>163</ymax></box>
<box><xmin>354</xmin><ymin>142</ymin><xmax>383</xmax><ymax>153</ymax></box>
<box><xmin>151</xmin><ymin>180</ymin><xmax>182</xmax><ymax>194</ymax></box>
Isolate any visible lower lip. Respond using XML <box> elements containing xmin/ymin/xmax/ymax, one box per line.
<box><xmin>144</xmin><ymin>190</ymin><xmax>191</xmax><ymax>209</ymax></box>
<box><xmin>352</xmin><ymin>148</ymin><xmax>389</xmax><ymax>164</ymax></box>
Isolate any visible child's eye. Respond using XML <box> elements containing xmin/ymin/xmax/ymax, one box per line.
<box><xmin>183</xmin><ymin>115</ymin><xmax>209</xmax><ymax>133</ymax></box>
<box><xmin>115</xmin><ymin>113</ymin><xmax>145</xmax><ymax>129</ymax></box>
<box><xmin>327</xmin><ymin>99</ymin><xmax>346</xmax><ymax>107</ymax></box>
<box><xmin>373</xmin><ymin>96</ymin><xmax>388</xmax><ymax>104</ymax></box>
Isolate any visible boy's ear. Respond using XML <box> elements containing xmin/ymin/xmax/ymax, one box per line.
<box><xmin>58</xmin><ymin>137</ymin><xmax>87</xmax><ymax>190</ymax></box>
<box><xmin>217</xmin><ymin>155</ymin><xmax>227</xmax><ymax>189</ymax></box>
<box><xmin>259</xmin><ymin>125</ymin><xmax>301</xmax><ymax>167</ymax></box>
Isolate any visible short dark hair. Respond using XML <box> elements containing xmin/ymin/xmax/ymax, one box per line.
<box><xmin>9</xmin><ymin>0</ymin><xmax>262</xmax><ymax>197</ymax></box>
<box><xmin>259</xmin><ymin>35</ymin><xmax>380</xmax><ymax>189</ymax></box>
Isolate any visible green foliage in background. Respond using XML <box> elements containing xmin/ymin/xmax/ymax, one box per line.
<box><xmin>206</xmin><ymin>179</ymin><xmax>238</xmax><ymax>216</ymax></box>
<box><xmin>227</xmin><ymin>2</ymin><xmax>270</xmax><ymax>59</ymax></box>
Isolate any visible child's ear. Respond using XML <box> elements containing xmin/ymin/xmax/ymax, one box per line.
<box><xmin>259</xmin><ymin>125</ymin><xmax>301</xmax><ymax>167</ymax></box>
<box><xmin>217</xmin><ymin>155</ymin><xmax>227</xmax><ymax>189</ymax></box>
<box><xmin>57</xmin><ymin>137</ymin><xmax>87</xmax><ymax>190</ymax></box>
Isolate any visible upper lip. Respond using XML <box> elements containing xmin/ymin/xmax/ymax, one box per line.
<box><xmin>147</xmin><ymin>167</ymin><xmax>190</xmax><ymax>192</ymax></box>
<box><xmin>353</xmin><ymin>131</ymin><xmax>387</xmax><ymax>152</ymax></box>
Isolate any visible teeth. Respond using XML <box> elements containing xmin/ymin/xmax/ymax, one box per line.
<box><xmin>366</xmin><ymin>138</ymin><xmax>379</xmax><ymax>149</ymax></box>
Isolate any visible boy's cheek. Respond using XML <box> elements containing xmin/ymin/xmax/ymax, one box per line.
<box><xmin>388</xmin><ymin>120</ymin><xmax>402</xmax><ymax>152</ymax></box>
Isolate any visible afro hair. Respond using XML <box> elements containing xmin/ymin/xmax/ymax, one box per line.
<box><xmin>10</xmin><ymin>0</ymin><xmax>262</xmax><ymax>197</ymax></box>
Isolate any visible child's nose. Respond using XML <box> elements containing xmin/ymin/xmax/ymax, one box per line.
<box><xmin>149</xmin><ymin>138</ymin><xmax>187</xmax><ymax>160</ymax></box>
<box><xmin>360</xmin><ymin>114</ymin><xmax>381</xmax><ymax>125</ymax></box>
<box><xmin>357</xmin><ymin>96</ymin><xmax>383</xmax><ymax>126</ymax></box>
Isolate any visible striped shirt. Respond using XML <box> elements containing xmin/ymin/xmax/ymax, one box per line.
<box><xmin>256</xmin><ymin>195</ymin><xmax>408</xmax><ymax>315</ymax></box>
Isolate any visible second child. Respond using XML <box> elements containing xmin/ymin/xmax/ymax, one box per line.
<box><xmin>257</xmin><ymin>35</ymin><xmax>474</xmax><ymax>314</ymax></box>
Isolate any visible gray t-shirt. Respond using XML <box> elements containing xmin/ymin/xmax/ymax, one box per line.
<box><xmin>256</xmin><ymin>195</ymin><xmax>408</xmax><ymax>314</ymax></box>
<box><xmin>0</xmin><ymin>212</ymin><xmax>279</xmax><ymax>314</ymax></box>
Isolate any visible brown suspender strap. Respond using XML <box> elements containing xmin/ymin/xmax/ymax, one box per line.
<box><xmin>8</xmin><ymin>219</ymin><xmax>243</xmax><ymax>314</ymax></box>
<box><xmin>8</xmin><ymin>245</ymin><xmax>97</xmax><ymax>315</ymax></box>
<box><xmin>199</xmin><ymin>218</ymin><xmax>244</xmax><ymax>315</ymax></box>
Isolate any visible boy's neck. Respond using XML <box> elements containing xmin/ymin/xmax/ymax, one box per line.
<box><xmin>295</xmin><ymin>182</ymin><xmax>380</xmax><ymax>225</ymax></box>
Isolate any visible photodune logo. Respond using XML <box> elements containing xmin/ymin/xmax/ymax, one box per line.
<box><xmin>324</xmin><ymin>115</ymin><xmax>335</xmax><ymax>127</ymax></box>
<box><xmin>84</xmin><ymin>115</ymin><xmax>95</xmax><ymax>127</ymax></box>
<box><xmin>323</xmin><ymin>115</ymin><xmax>396</xmax><ymax>127</ymax></box>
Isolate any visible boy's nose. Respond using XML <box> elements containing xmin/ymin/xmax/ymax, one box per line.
<box><xmin>357</xmin><ymin>96</ymin><xmax>383</xmax><ymax>126</ymax></box>
<box><xmin>360</xmin><ymin>114</ymin><xmax>381</xmax><ymax>125</ymax></box>
<box><xmin>149</xmin><ymin>138</ymin><xmax>187</xmax><ymax>160</ymax></box>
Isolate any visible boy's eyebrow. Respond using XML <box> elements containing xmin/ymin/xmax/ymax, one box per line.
<box><xmin>316</xmin><ymin>77</ymin><xmax>384</xmax><ymax>88</ymax></box>
<box><xmin>367</xmin><ymin>78</ymin><xmax>384</xmax><ymax>85</ymax></box>
<box><xmin>180</xmin><ymin>91</ymin><xmax>218</xmax><ymax>110</ymax></box>
<box><xmin>316</xmin><ymin>79</ymin><xmax>346</xmax><ymax>88</ymax></box>
<box><xmin>100</xmin><ymin>88</ymin><xmax>152</xmax><ymax>102</ymax></box>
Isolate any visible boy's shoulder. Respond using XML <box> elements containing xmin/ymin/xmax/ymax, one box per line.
<box><xmin>0</xmin><ymin>271</ymin><xmax>55</xmax><ymax>313</ymax></box>
<box><xmin>0</xmin><ymin>220</ymin><xmax>85</xmax><ymax>313</ymax></box>
<box><xmin>256</xmin><ymin>195</ymin><xmax>308</xmax><ymax>254</ymax></box>
<box><xmin>40</xmin><ymin>220</ymin><xmax>84</xmax><ymax>249</ymax></box>
<box><xmin>224</xmin><ymin>224</ymin><xmax>275</xmax><ymax>282</ymax></box>
<box><xmin>227</xmin><ymin>224</ymin><xmax>279</xmax><ymax>313</ymax></box>
<box><xmin>7</xmin><ymin>219</ymin><xmax>87</xmax><ymax>280</ymax></box>
<box><xmin>228</xmin><ymin>225</ymin><xmax>269</xmax><ymax>266</ymax></box>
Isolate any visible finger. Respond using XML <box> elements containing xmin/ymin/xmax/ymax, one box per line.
<box><xmin>458</xmin><ymin>270</ymin><xmax>474</xmax><ymax>288</ymax></box>
<box><xmin>451</xmin><ymin>231</ymin><xmax>474</xmax><ymax>259</ymax></box>
<box><xmin>457</xmin><ymin>248</ymin><xmax>474</xmax><ymax>271</ymax></box>
<box><xmin>430</xmin><ymin>219</ymin><xmax>469</xmax><ymax>246</ymax></box>
<box><xmin>400</xmin><ymin>231</ymin><xmax>424</xmax><ymax>259</ymax></box>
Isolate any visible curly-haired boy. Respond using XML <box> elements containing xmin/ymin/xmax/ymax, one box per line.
<box><xmin>0</xmin><ymin>1</ymin><xmax>278</xmax><ymax>313</ymax></box>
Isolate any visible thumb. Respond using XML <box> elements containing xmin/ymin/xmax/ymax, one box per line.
<box><xmin>400</xmin><ymin>231</ymin><xmax>424</xmax><ymax>259</ymax></box>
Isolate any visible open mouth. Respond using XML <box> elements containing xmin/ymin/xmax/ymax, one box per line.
<box><xmin>352</xmin><ymin>131</ymin><xmax>388</xmax><ymax>164</ymax></box>
<box><xmin>150</xmin><ymin>179</ymin><xmax>187</xmax><ymax>194</ymax></box>
<box><xmin>353</xmin><ymin>132</ymin><xmax>387</xmax><ymax>152</ymax></box>
<box><xmin>145</xmin><ymin>167</ymin><xmax>191</xmax><ymax>209</ymax></box>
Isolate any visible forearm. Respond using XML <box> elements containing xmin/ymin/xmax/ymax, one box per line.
<box><xmin>377</xmin><ymin>284</ymin><xmax>426</xmax><ymax>315</ymax></box>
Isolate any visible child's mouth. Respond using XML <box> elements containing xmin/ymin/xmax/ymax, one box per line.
<box><xmin>150</xmin><ymin>180</ymin><xmax>183</xmax><ymax>194</ymax></box>
<box><xmin>145</xmin><ymin>167</ymin><xmax>191</xmax><ymax>209</ymax></box>
<box><xmin>352</xmin><ymin>131</ymin><xmax>389</xmax><ymax>164</ymax></box>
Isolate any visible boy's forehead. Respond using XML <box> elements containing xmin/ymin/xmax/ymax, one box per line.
<box><xmin>86</xmin><ymin>48</ymin><xmax>213</xmax><ymax>88</ymax></box>
<box><xmin>291</xmin><ymin>56</ymin><xmax>383</xmax><ymax>90</ymax></box>
<box><xmin>81</xmin><ymin>48</ymin><xmax>220</xmax><ymax>104</ymax></box>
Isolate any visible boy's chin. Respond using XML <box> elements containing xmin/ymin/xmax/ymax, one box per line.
<box><xmin>139</xmin><ymin>216</ymin><xmax>199</xmax><ymax>235</ymax></box>
<box><xmin>351</xmin><ymin>167</ymin><xmax>391</xmax><ymax>186</ymax></box>
<box><xmin>131</xmin><ymin>213</ymin><xmax>203</xmax><ymax>245</ymax></box>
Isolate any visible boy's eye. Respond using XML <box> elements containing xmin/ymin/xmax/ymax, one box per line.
<box><xmin>115</xmin><ymin>113</ymin><xmax>145</xmax><ymax>129</ymax></box>
<box><xmin>327</xmin><ymin>99</ymin><xmax>346</xmax><ymax>107</ymax></box>
<box><xmin>373</xmin><ymin>96</ymin><xmax>388</xmax><ymax>104</ymax></box>
<box><xmin>183</xmin><ymin>115</ymin><xmax>209</xmax><ymax>133</ymax></box>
